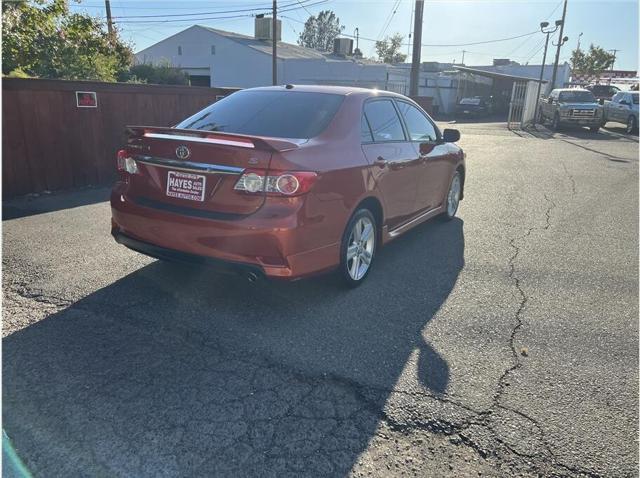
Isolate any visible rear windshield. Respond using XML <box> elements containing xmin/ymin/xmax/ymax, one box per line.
<box><xmin>558</xmin><ymin>91</ymin><xmax>596</xmax><ymax>103</ymax></box>
<box><xmin>175</xmin><ymin>90</ymin><xmax>344</xmax><ymax>139</ymax></box>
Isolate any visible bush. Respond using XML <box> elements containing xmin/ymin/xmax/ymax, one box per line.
<box><xmin>121</xmin><ymin>62</ymin><xmax>189</xmax><ymax>86</ymax></box>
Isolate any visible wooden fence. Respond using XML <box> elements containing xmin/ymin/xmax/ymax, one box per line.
<box><xmin>2</xmin><ymin>78</ymin><xmax>239</xmax><ymax>198</ymax></box>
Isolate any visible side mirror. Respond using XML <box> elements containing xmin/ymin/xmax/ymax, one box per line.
<box><xmin>599</xmin><ymin>98</ymin><xmax>605</xmax><ymax>105</ymax></box>
<box><xmin>442</xmin><ymin>129</ymin><xmax>460</xmax><ymax>143</ymax></box>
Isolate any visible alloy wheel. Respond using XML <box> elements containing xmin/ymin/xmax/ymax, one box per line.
<box><xmin>447</xmin><ymin>173</ymin><xmax>461</xmax><ymax>217</ymax></box>
<box><xmin>346</xmin><ymin>216</ymin><xmax>375</xmax><ymax>281</ymax></box>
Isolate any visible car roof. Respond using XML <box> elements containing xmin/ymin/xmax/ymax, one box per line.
<box><xmin>246</xmin><ymin>84</ymin><xmax>409</xmax><ymax>100</ymax></box>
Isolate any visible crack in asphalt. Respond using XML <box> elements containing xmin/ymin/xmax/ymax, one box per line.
<box><xmin>4</xmin><ymin>251</ymin><xmax>601</xmax><ymax>478</ymax></box>
<box><xmin>561</xmin><ymin>161</ymin><xmax>577</xmax><ymax>196</ymax></box>
<box><xmin>0</xmin><ymin>192</ymin><xmax>603</xmax><ymax>478</ymax></box>
<box><xmin>4</xmin><ymin>277</ymin><xmax>600</xmax><ymax>477</ymax></box>
<box><xmin>485</xmin><ymin>193</ymin><xmax>602</xmax><ymax>478</ymax></box>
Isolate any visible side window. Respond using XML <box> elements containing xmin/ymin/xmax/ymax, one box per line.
<box><xmin>363</xmin><ymin>100</ymin><xmax>405</xmax><ymax>142</ymax></box>
<box><xmin>395</xmin><ymin>101</ymin><xmax>438</xmax><ymax>142</ymax></box>
<box><xmin>361</xmin><ymin>114</ymin><xmax>373</xmax><ymax>142</ymax></box>
<box><xmin>612</xmin><ymin>92</ymin><xmax>622</xmax><ymax>103</ymax></box>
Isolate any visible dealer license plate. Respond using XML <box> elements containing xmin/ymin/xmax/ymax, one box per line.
<box><xmin>166</xmin><ymin>171</ymin><xmax>206</xmax><ymax>202</ymax></box>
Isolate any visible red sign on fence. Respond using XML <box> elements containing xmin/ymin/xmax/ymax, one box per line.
<box><xmin>76</xmin><ymin>91</ymin><xmax>97</xmax><ymax>108</ymax></box>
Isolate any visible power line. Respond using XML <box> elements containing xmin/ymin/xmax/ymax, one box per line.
<box><xmin>111</xmin><ymin>1</ymin><xmax>308</xmax><ymax>19</ymax></box>
<box><xmin>422</xmin><ymin>31</ymin><xmax>538</xmax><ymax>47</ymax></box>
<box><xmin>503</xmin><ymin>1</ymin><xmax>562</xmax><ymax>58</ymax></box>
<box><xmin>71</xmin><ymin>0</ymin><xmax>277</xmax><ymax>10</ymax></box>
<box><xmin>338</xmin><ymin>29</ymin><xmax>539</xmax><ymax>48</ymax></box>
<box><xmin>114</xmin><ymin>0</ymin><xmax>328</xmax><ymax>24</ymax></box>
<box><xmin>524</xmin><ymin>30</ymin><xmax>557</xmax><ymax>65</ymax></box>
<box><xmin>376</xmin><ymin>0</ymin><xmax>402</xmax><ymax>41</ymax></box>
<box><xmin>294</xmin><ymin>0</ymin><xmax>313</xmax><ymax>17</ymax></box>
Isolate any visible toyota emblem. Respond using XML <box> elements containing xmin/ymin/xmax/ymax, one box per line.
<box><xmin>175</xmin><ymin>145</ymin><xmax>191</xmax><ymax>160</ymax></box>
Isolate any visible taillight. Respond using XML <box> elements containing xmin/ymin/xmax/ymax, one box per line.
<box><xmin>234</xmin><ymin>170</ymin><xmax>317</xmax><ymax>196</ymax></box>
<box><xmin>116</xmin><ymin>149</ymin><xmax>138</xmax><ymax>174</ymax></box>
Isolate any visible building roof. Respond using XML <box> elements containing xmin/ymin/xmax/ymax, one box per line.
<box><xmin>453</xmin><ymin>65</ymin><xmax>547</xmax><ymax>83</ymax></box>
<box><xmin>198</xmin><ymin>25</ymin><xmax>327</xmax><ymax>60</ymax></box>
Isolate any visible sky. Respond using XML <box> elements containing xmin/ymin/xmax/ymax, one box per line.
<box><xmin>71</xmin><ymin>0</ymin><xmax>639</xmax><ymax>70</ymax></box>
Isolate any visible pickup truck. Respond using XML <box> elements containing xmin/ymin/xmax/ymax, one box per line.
<box><xmin>538</xmin><ymin>88</ymin><xmax>603</xmax><ymax>132</ymax></box>
<box><xmin>602</xmin><ymin>91</ymin><xmax>638</xmax><ymax>134</ymax></box>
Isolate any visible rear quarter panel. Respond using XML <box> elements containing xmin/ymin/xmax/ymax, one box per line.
<box><xmin>270</xmin><ymin>93</ymin><xmax>382</xmax><ymax>250</ymax></box>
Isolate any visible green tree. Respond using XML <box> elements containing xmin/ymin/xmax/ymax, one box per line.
<box><xmin>570</xmin><ymin>44</ymin><xmax>616</xmax><ymax>75</ymax></box>
<box><xmin>375</xmin><ymin>33</ymin><xmax>407</xmax><ymax>64</ymax></box>
<box><xmin>297</xmin><ymin>10</ymin><xmax>344</xmax><ymax>52</ymax></box>
<box><xmin>2</xmin><ymin>0</ymin><xmax>133</xmax><ymax>81</ymax></box>
<box><xmin>122</xmin><ymin>62</ymin><xmax>190</xmax><ymax>85</ymax></box>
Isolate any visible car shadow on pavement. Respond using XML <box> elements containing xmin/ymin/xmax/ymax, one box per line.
<box><xmin>3</xmin><ymin>218</ymin><xmax>464</xmax><ymax>477</ymax></box>
<box><xmin>522</xmin><ymin>124</ymin><xmax>639</xmax><ymax>143</ymax></box>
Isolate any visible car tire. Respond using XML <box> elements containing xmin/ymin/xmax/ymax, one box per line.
<box><xmin>552</xmin><ymin>113</ymin><xmax>561</xmax><ymax>131</ymax></box>
<box><xmin>589</xmin><ymin>125</ymin><xmax>600</xmax><ymax>133</ymax></box>
<box><xmin>441</xmin><ymin>171</ymin><xmax>462</xmax><ymax>222</ymax></box>
<box><xmin>627</xmin><ymin>115</ymin><xmax>637</xmax><ymax>134</ymax></box>
<box><xmin>339</xmin><ymin>208</ymin><xmax>377</xmax><ymax>287</ymax></box>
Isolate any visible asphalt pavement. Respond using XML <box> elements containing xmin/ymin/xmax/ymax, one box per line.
<box><xmin>2</xmin><ymin>122</ymin><xmax>638</xmax><ymax>477</ymax></box>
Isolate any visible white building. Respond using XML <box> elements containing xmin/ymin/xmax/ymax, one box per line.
<box><xmin>135</xmin><ymin>22</ymin><xmax>390</xmax><ymax>89</ymax></box>
<box><xmin>136</xmin><ymin>22</ymin><xmax>571</xmax><ymax>116</ymax></box>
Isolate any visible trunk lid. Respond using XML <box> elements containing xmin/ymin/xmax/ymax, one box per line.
<box><xmin>124</xmin><ymin>126</ymin><xmax>300</xmax><ymax>217</ymax></box>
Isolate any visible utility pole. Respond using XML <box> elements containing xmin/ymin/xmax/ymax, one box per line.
<box><xmin>105</xmin><ymin>0</ymin><xmax>114</xmax><ymax>39</ymax></box>
<box><xmin>272</xmin><ymin>0</ymin><xmax>277</xmax><ymax>85</ymax></box>
<box><xmin>549</xmin><ymin>0</ymin><xmax>567</xmax><ymax>89</ymax></box>
<box><xmin>576</xmin><ymin>32</ymin><xmax>583</xmax><ymax>52</ymax></box>
<box><xmin>609</xmin><ymin>49</ymin><xmax>620</xmax><ymax>71</ymax></box>
<box><xmin>534</xmin><ymin>21</ymin><xmax>560</xmax><ymax>125</ymax></box>
<box><xmin>461</xmin><ymin>50</ymin><xmax>466</xmax><ymax>65</ymax></box>
<box><xmin>409</xmin><ymin>0</ymin><xmax>424</xmax><ymax>97</ymax></box>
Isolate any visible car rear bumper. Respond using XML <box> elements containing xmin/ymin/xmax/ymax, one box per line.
<box><xmin>112</xmin><ymin>230</ymin><xmax>266</xmax><ymax>280</ymax></box>
<box><xmin>110</xmin><ymin>182</ymin><xmax>340</xmax><ymax>280</ymax></box>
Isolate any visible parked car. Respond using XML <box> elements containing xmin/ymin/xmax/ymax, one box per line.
<box><xmin>538</xmin><ymin>88</ymin><xmax>603</xmax><ymax>132</ymax></box>
<box><xmin>455</xmin><ymin>96</ymin><xmax>492</xmax><ymax>117</ymax></box>
<box><xmin>602</xmin><ymin>91</ymin><xmax>639</xmax><ymax>134</ymax></box>
<box><xmin>585</xmin><ymin>84</ymin><xmax>621</xmax><ymax>103</ymax></box>
<box><xmin>111</xmin><ymin>85</ymin><xmax>465</xmax><ymax>287</ymax></box>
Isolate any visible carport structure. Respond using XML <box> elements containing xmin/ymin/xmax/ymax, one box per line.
<box><xmin>453</xmin><ymin>65</ymin><xmax>547</xmax><ymax>129</ymax></box>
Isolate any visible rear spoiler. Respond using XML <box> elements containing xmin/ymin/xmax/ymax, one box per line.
<box><xmin>125</xmin><ymin>126</ymin><xmax>300</xmax><ymax>153</ymax></box>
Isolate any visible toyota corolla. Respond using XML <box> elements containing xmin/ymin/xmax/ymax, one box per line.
<box><xmin>111</xmin><ymin>85</ymin><xmax>465</xmax><ymax>286</ymax></box>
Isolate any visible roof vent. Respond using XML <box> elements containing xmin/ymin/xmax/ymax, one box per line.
<box><xmin>333</xmin><ymin>38</ymin><xmax>354</xmax><ymax>57</ymax></box>
<box><xmin>254</xmin><ymin>16</ymin><xmax>281</xmax><ymax>41</ymax></box>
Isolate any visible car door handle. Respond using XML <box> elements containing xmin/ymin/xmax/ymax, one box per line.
<box><xmin>377</xmin><ymin>157</ymin><xmax>404</xmax><ymax>169</ymax></box>
<box><xmin>374</xmin><ymin>156</ymin><xmax>387</xmax><ymax>168</ymax></box>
